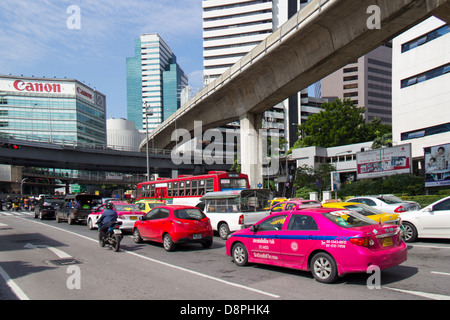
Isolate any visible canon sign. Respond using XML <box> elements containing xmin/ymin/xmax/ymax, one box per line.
<box><xmin>13</xmin><ymin>80</ymin><xmax>61</xmax><ymax>93</ymax></box>
<box><xmin>77</xmin><ymin>87</ymin><xmax>93</xmax><ymax>100</ymax></box>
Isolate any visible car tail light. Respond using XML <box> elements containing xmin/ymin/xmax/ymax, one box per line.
<box><xmin>349</xmin><ymin>237</ymin><xmax>374</xmax><ymax>247</ymax></box>
<box><xmin>171</xmin><ymin>220</ymin><xmax>182</xmax><ymax>226</ymax></box>
<box><xmin>238</xmin><ymin>214</ymin><xmax>244</xmax><ymax>225</ymax></box>
<box><xmin>394</xmin><ymin>206</ymin><xmax>406</xmax><ymax>213</ymax></box>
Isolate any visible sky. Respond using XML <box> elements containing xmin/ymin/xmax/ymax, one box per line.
<box><xmin>0</xmin><ymin>0</ymin><xmax>204</xmax><ymax>119</ymax></box>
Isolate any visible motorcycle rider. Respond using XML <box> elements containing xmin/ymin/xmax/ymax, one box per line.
<box><xmin>97</xmin><ymin>203</ymin><xmax>118</xmax><ymax>240</ymax></box>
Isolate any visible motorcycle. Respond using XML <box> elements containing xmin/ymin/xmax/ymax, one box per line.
<box><xmin>12</xmin><ymin>203</ymin><xmax>20</xmax><ymax>212</ymax></box>
<box><xmin>97</xmin><ymin>221</ymin><xmax>123</xmax><ymax>252</ymax></box>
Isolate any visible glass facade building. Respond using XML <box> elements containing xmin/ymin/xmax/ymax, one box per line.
<box><xmin>126</xmin><ymin>33</ymin><xmax>188</xmax><ymax>132</ymax></box>
<box><xmin>0</xmin><ymin>75</ymin><xmax>106</xmax><ymax>145</ymax></box>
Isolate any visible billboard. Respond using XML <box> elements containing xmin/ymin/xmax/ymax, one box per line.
<box><xmin>356</xmin><ymin>144</ymin><xmax>412</xmax><ymax>179</ymax></box>
<box><xmin>425</xmin><ymin>143</ymin><xmax>450</xmax><ymax>187</ymax></box>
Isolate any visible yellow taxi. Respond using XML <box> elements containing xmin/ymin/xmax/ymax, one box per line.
<box><xmin>264</xmin><ymin>197</ymin><xmax>287</xmax><ymax>210</ymax></box>
<box><xmin>135</xmin><ymin>199</ymin><xmax>165</xmax><ymax>213</ymax></box>
<box><xmin>322</xmin><ymin>201</ymin><xmax>400</xmax><ymax>225</ymax></box>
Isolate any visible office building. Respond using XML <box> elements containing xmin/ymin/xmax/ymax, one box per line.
<box><xmin>126</xmin><ymin>33</ymin><xmax>188</xmax><ymax>131</ymax></box>
<box><xmin>202</xmin><ymin>0</ymin><xmax>311</xmax><ymax>148</ymax></box>
<box><xmin>321</xmin><ymin>44</ymin><xmax>393</xmax><ymax>124</ymax></box>
<box><xmin>0</xmin><ymin>75</ymin><xmax>106</xmax><ymax>144</ymax></box>
<box><xmin>392</xmin><ymin>16</ymin><xmax>450</xmax><ymax>162</ymax></box>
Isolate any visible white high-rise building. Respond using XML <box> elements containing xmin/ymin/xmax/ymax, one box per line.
<box><xmin>392</xmin><ymin>16</ymin><xmax>450</xmax><ymax>161</ymax></box>
<box><xmin>202</xmin><ymin>0</ymin><xmax>311</xmax><ymax>147</ymax></box>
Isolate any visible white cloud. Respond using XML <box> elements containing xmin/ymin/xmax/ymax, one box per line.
<box><xmin>0</xmin><ymin>0</ymin><xmax>203</xmax><ymax>70</ymax></box>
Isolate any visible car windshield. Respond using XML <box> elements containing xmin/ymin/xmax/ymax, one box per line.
<box><xmin>114</xmin><ymin>204</ymin><xmax>140</xmax><ymax>211</ymax></box>
<box><xmin>323</xmin><ymin>210</ymin><xmax>377</xmax><ymax>228</ymax></box>
<box><xmin>44</xmin><ymin>198</ymin><xmax>64</xmax><ymax>204</ymax></box>
<box><xmin>377</xmin><ymin>195</ymin><xmax>403</xmax><ymax>204</ymax></box>
<box><xmin>344</xmin><ymin>204</ymin><xmax>384</xmax><ymax>216</ymax></box>
<box><xmin>174</xmin><ymin>208</ymin><xmax>206</xmax><ymax>220</ymax></box>
<box><xmin>147</xmin><ymin>202</ymin><xmax>163</xmax><ymax>209</ymax></box>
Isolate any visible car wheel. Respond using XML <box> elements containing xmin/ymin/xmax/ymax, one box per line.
<box><xmin>201</xmin><ymin>239</ymin><xmax>213</xmax><ymax>249</ymax></box>
<box><xmin>56</xmin><ymin>214</ymin><xmax>61</xmax><ymax>223</ymax></box>
<box><xmin>402</xmin><ymin>222</ymin><xmax>418</xmax><ymax>242</ymax></box>
<box><xmin>68</xmin><ymin>216</ymin><xmax>74</xmax><ymax>225</ymax></box>
<box><xmin>87</xmin><ymin>219</ymin><xmax>95</xmax><ymax>230</ymax></box>
<box><xmin>39</xmin><ymin>211</ymin><xmax>44</xmax><ymax>220</ymax></box>
<box><xmin>133</xmin><ymin>228</ymin><xmax>143</xmax><ymax>243</ymax></box>
<box><xmin>310</xmin><ymin>252</ymin><xmax>338</xmax><ymax>284</ymax></box>
<box><xmin>218</xmin><ymin>223</ymin><xmax>230</xmax><ymax>240</ymax></box>
<box><xmin>163</xmin><ymin>233</ymin><xmax>176</xmax><ymax>252</ymax></box>
<box><xmin>232</xmin><ymin>243</ymin><xmax>248</xmax><ymax>266</ymax></box>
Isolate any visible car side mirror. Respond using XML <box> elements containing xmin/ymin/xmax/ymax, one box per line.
<box><xmin>251</xmin><ymin>224</ymin><xmax>259</xmax><ymax>232</ymax></box>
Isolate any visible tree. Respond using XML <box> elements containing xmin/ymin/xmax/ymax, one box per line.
<box><xmin>294</xmin><ymin>99</ymin><xmax>391</xmax><ymax>148</ymax></box>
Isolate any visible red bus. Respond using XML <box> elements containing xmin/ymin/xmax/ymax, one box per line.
<box><xmin>136</xmin><ymin>171</ymin><xmax>249</xmax><ymax>206</ymax></box>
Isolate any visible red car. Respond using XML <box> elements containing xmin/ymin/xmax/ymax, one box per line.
<box><xmin>132</xmin><ymin>205</ymin><xmax>214</xmax><ymax>251</ymax></box>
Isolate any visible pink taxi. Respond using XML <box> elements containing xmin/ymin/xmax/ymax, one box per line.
<box><xmin>226</xmin><ymin>207</ymin><xmax>407</xmax><ymax>283</ymax></box>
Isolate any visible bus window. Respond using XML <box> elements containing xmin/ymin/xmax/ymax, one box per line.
<box><xmin>192</xmin><ymin>180</ymin><xmax>198</xmax><ymax>196</ymax></box>
<box><xmin>179</xmin><ymin>182</ymin><xmax>185</xmax><ymax>196</ymax></box>
<box><xmin>150</xmin><ymin>185</ymin><xmax>155</xmax><ymax>198</ymax></box>
<box><xmin>186</xmin><ymin>180</ymin><xmax>191</xmax><ymax>196</ymax></box>
<box><xmin>206</xmin><ymin>179</ymin><xmax>214</xmax><ymax>193</ymax></box>
<box><xmin>173</xmin><ymin>182</ymin><xmax>178</xmax><ymax>197</ymax></box>
<box><xmin>199</xmin><ymin>180</ymin><xmax>205</xmax><ymax>195</ymax></box>
<box><xmin>167</xmin><ymin>183</ymin><xmax>173</xmax><ymax>197</ymax></box>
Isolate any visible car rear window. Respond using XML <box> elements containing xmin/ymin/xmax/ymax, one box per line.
<box><xmin>175</xmin><ymin>208</ymin><xmax>206</xmax><ymax>220</ymax></box>
<box><xmin>323</xmin><ymin>210</ymin><xmax>377</xmax><ymax>228</ymax></box>
<box><xmin>114</xmin><ymin>204</ymin><xmax>140</xmax><ymax>211</ymax></box>
<box><xmin>377</xmin><ymin>195</ymin><xmax>403</xmax><ymax>204</ymax></box>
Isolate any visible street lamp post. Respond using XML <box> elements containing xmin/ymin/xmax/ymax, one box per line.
<box><xmin>143</xmin><ymin>102</ymin><xmax>153</xmax><ymax>181</ymax></box>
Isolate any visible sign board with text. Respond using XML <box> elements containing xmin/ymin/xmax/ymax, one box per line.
<box><xmin>356</xmin><ymin>144</ymin><xmax>412</xmax><ymax>179</ymax></box>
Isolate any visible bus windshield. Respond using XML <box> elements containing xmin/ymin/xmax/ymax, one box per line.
<box><xmin>220</xmin><ymin>178</ymin><xmax>248</xmax><ymax>191</ymax></box>
<box><xmin>204</xmin><ymin>189</ymin><xmax>271</xmax><ymax>213</ymax></box>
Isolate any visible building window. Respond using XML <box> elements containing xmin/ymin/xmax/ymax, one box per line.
<box><xmin>402</xmin><ymin>24</ymin><xmax>449</xmax><ymax>53</ymax></box>
<box><xmin>401</xmin><ymin>122</ymin><xmax>450</xmax><ymax>141</ymax></box>
<box><xmin>401</xmin><ymin>63</ymin><xmax>450</xmax><ymax>88</ymax></box>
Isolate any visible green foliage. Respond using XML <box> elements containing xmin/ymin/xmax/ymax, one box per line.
<box><xmin>295</xmin><ymin>99</ymin><xmax>391</xmax><ymax>148</ymax></box>
<box><xmin>338</xmin><ymin>174</ymin><xmax>425</xmax><ymax>197</ymax></box>
<box><xmin>293</xmin><ymin>163</ymin><xmax>336</xmax><ymax>195</ymax></box>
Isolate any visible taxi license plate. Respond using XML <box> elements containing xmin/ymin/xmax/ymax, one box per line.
<box><xmin>192</xmin><ymin>234</ymin><xmax>202</xmax><ymax>240</ymax></box>
<box><xmin>382</xmin><ymin>237</ymin><xmax>393</xmax><ymax>247</ymax></box>
<box><xmin>130</xmin><ymin>216</ymin><xmax>137</xmax><ymax>220</ymax></box>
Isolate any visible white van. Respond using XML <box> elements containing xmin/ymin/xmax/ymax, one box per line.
<box><xmin>200</xmin><ymin>189</ymin><xmax>271</xmax><ymax>239</ymax></box>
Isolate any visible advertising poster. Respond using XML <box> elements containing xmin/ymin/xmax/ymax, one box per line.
<box><xmin>425</xmin><ymin>143</ymin><xmax>450</xmax><ymax>187</ymax></box>
<box><xmin>356</xmin><ymin>144</ymin><xmax>412</xmax><ymax>179</ymax></box>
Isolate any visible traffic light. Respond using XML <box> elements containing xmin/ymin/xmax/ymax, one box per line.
<box><xmin>1</xmin><ymin>143</ymin><xmax>20</xmax><ymax>149</ymax></box>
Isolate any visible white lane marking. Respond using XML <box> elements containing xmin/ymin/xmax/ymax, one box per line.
<box><xmin>410</xmin><ymin>244</ymin><xmax>450</xmax><ymax>250</ymax></box>
<box><xmin>0</xmin><ymin>223</ymin><xmax>8</xmax><ymax>227</ymax></box>
<box><xmin>431</xmin><ymin>271</ymin><xmax>450</xmax><ymax>276</ymax></box>
<box><xmin>24</xmin><ymin>243</ymin><xmax>72</xmax><ymax>259</ymax></box>
<box><xmin>0</xmin><ymin>266</ymin><xmax>30</xmax><ymax>300</ymax></box>
<box><xmin>385</xmin><ymin>287</ymin><xmax>450</xmax><ymax>300</ymax></box>
<box><xmin>18</xmin><ymin>217</ymin><xmax>281</xmax><ymax>299</ymax></box>
<box><xmin>126</xmin><ymin>250</ymin><xmax>280</xmax><ymax>299</ymax></box>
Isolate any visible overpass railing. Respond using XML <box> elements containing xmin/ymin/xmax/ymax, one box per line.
<box><xmin>148</xmin><ymin>0</ymin><xmax>332</xmax><ymax>141</ymax></box>
<box><xmin>0</xmin><ymin>132</ymin><xmax>172</xmax><ymax>155</ymax></box>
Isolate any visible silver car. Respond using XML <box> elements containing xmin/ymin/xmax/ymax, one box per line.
<box><xmin>346</xmin><ymin>194</ymin><xmax>420</xmax><ymax>214</ymax></box>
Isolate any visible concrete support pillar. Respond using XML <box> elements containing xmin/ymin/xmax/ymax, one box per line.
<box><xmin>240</xmin><ymin>112</ymin><xmax>263</xmax><ymax>189</ymax></box>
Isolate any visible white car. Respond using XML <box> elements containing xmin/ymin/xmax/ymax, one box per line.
<box><xmin>87</xmin><ymin>202</ymin><xmax>144</xmax><ymax>231</ymax></box>
<box><xmin>346</xmin><ymin>194</ymin><xmax>420</xmax><ymax>214</ymax></box>
<box><xmin>400</xmin><ymin>196</ymin><xmax>450</xmax><ymax>242</ymax></box>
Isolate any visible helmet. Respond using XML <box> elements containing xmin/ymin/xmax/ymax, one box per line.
<box><xmin>106</xmin><ymin>203</ymin><xmax>114</xmax><ymax>210</ymax></box>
